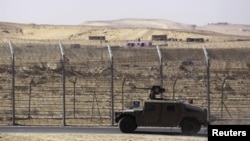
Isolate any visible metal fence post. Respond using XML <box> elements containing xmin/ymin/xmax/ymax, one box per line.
<box><xmin>156</xmin><ymin>46</ymin><xmax>163</xmax><ymax>98</ymax></box>
<box><xmin>59</xmin><ymin>41</ymin><xmax>66</xmax><ymax>126</ymax></box>
<box><xmin>107</xmin><ymin>44</ymin><xmax>114</xmax><ymax>126</ymax></box>
<box><xmin>9</xmin><ymin>40</ymin><xmax>15</xmax><ymax>125</ymax></box>
<box><xmin>202</xmin><ymin>46</ymin><xmax>210</xmax><ymax>125</ymax></box>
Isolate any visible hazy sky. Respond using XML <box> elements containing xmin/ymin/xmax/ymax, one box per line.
<box><xmin>1</xmin><ymin>0</ymin><xmax>250</xmax><ymax>26</ymax></box>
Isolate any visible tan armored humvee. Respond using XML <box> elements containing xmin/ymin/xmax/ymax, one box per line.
<box><xmin>115</xmin><ymin>86</ymin><xmax>207</xmax><ymax>135</ymax></box>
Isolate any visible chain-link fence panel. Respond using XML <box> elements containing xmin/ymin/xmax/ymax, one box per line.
<box><xmin>207</xmin><ymin>48</ymin><xmax>250</xmax><ymax>124</ymax></box>
<box><xmin>112</xmin><ymin>47</ymin><xmax>160</xmax><ymax>111</ymax></box>
<box><xmin>63</xmin><ymin>44</ymin><xmax>111</xmax><ymax>125</ymax></box>
<box><xmin>13</xmin><ymin>43</ymin><xmax>62</xmax><ymax>125</ymax></box>
<box><xmin>1</xmin><ymin>40</ymin><xmax>250</xmax><ymax>126</ymax></box>
<box><xmin>0</xmin><ymin>42</ymin><xmax>12</xmax><ymax>125</ymax></box>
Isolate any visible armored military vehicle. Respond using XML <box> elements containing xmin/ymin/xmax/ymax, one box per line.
<box><xmin>115</xmin><ymin>86</ymin><xmax>207</xmax><ymax>135</ymax></box>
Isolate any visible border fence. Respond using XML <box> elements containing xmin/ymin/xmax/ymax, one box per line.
<box><xmin>0</xmin><ymin>40</ymin><xmax>250</xmax><ymax>126</ymax></box>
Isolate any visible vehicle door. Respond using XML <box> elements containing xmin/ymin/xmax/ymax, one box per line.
<box><xmin>142</xmin><ymin>102</ymin><xmax>163</xmax><ymax>124</ymax></box>
<box><xmin>161</xmin><ymin>103</ymin><xmax>181</xmax><ymax>126</ymax></box>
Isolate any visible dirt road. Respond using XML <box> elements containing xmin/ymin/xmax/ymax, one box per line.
<box><xmin>0</xmin><ymin>133</ymin><xmax>207</xmax><ymax>141</ymax></box>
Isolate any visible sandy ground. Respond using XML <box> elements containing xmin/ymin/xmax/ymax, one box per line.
<box><xmin>0</xmin><ymin>133</ymin><xmax>207</xmax><ymax>141</ymax></box>
<box><xmin>1</xmin><ymin>20</ymin><xmax>250</xmax><ymax>45</ymax></box>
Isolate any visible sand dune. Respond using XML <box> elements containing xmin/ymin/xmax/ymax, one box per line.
<box><xmin>83</xmin><ymin>18</ymin><xmax>195</xmax><ymax>30</ymax></box>
<box><xmin>83</xmin><ymin>19</ymin><xmax>250</xmax><ymax>36</ymax></box>
<box><xmin>197</xmin><ymin>23</ymin><xmax>250</xmax><ymax>36</ymax></box>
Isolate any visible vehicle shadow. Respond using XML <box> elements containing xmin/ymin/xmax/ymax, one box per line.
<box><xmin>132</xmin><ymin>130</ymin><xmax>207</xmax><ymax>137</ymax></box>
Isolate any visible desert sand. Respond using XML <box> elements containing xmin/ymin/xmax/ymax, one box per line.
<box><xmin>0</xmin><ymin>19</ymin><xmax>249</xmax><ymax>141</ymax></box>
<box><xmin>1</xmin><ymin>18</ymin><xmax>250</xmax><ymax>46</ymax></box>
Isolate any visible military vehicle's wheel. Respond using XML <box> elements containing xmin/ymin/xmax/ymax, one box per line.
<box><xmin>180</xmin><ymin>119</ymin><xmax>201</xmax><ymax>135</ymax></box>
<box><xmin>119</xmin><ymin>117</ymin><xmax>137</xmax><ymax>133</ymax></box>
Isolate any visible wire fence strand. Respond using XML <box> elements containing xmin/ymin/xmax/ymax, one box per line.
<box><xmin>0</xmin><ymin>41</ymin><xmax>250</xmax><ymax>126</ymax></box>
